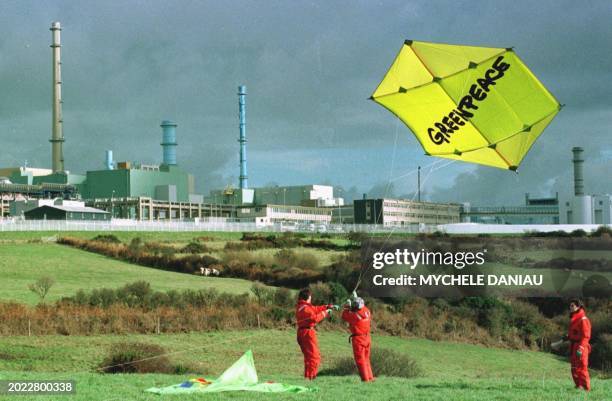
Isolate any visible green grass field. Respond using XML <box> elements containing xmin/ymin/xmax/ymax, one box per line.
<box><xmin>0</xmin><ymin>330</ymin><xmax>608</xmax><ymax>401</ymax></box>
<box><xmin>0</xmin><ymin>243</ymin><xmax>259</xmax><ymax>304</ymax></box>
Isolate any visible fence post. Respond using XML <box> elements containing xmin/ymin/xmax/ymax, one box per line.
<box><xmin>257</xmin><ymin>314</ymin><xmax>261</xmax><ymax>329</ymax></box>
<box><xmin>28</xmin><ymin>318</ymin><xmax>31</xmax><ymax>337</ymax></box>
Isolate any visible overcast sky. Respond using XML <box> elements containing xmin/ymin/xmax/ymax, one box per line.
<box><xmin>1</xmin><ymin>1</ymin><xmax>610</xmax><ymax>205</ymax></box>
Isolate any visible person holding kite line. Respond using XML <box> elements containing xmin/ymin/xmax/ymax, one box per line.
<box><xmin>567</xmin><ymin>299</ymin><xmax>591</xmax><ymax>391</ymax></box>
<box><xmin>342</xmin><ymin>294</ymin><xmax>374</xmax><ymax>382</ymax></box>
<box><xmin>295</xmin><ymin>288</ymin><xmax>337</xmax><ymax>380</ymax></box>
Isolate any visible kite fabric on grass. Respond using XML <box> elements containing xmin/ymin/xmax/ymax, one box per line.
<box><xmin>146</xmin><ymin>350</ymin><xmax>316</xmax><ymax>395</ymax></box>
<box><xmin>371</xmin><ymin>40</ymin><xmax>562</xmax><ymax>170</ymax></box>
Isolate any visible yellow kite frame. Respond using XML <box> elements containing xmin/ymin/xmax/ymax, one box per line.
<box><xmin>371</xmin><ymin>40</ymin><xmax>562</xmax><ymax>170</ymax></box>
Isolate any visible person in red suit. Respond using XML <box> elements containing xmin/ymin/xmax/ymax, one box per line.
<box><xmin>342</xmin><ymin>296</ymin><xmax>374</xmax><ymax>382</ymax></box>
<box><xmin>567</xmin><ymin>299</ymin><xmax>591</xmax><ymax>391</ymax></box>
<box><xmin>295</xmin><ymin>288</ymin><xmax>335</xmax><ymax>380</ymax></box>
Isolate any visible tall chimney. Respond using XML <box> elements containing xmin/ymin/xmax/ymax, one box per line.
<box><xmin>105</xmin><ymin>150</ymin><xmax>114</xmax><ymax>170</ymax></box>
<box><xmin>50</xmin><ymin>21</ymin><xmax>64</xmax><ymax>173</ymax></box>
<box><xmin>238</xmin><ymin>85</ymin><xmax>248</xmax><ymax>189</ymax></box>
<box><xmin>572</xmin><ymin>147</ymin><xmax>584</xmax><ymax>196</ymax></box>
<box><xmin>160</xmin><ymin>120</ymin><xmax>178</xmax><ymax>165</ymax></box>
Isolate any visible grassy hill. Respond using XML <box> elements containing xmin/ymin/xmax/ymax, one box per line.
<box><xmin>0</xmin><ymin>330</ymin><xmax>608</xmax><ymax>401</ymax></box>
<box><xmin>0</xmin><ymin>243</ymin><xmax>259</xmax><ymax>304</ymax></box>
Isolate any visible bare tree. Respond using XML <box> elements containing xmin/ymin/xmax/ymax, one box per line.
<box><xmin>28</xmin><ymin>276</ymin><xmax>55</xmax><ymax>303</ymax></box>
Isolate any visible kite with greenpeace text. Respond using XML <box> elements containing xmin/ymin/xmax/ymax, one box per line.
<box><xmin>371</xmin><ymin>40</ymin><xmax>562</xmax><ymax>170</ymax></box>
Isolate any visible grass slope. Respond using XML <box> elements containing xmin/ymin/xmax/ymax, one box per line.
<box><xmin>0</xmin><ymin>243</ymin><xmax>257</xmax><ymax>304</ymax></box>
<box><xmin>0</xmin><ymin>330</ymin><xmax>608</xmax><ymax>401</ymax></box>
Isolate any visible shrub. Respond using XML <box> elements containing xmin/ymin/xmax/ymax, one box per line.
<box><xmin>570</xmin><ymin>229</ymin><xmax>587</xmax><ymax>237</ymax></box>
<box><xmin>346</xmin><ymin>232</ymin><xmax>367</xmax><ymax>246</ymax></box>
<box><xmin>590</xmin><ymin>334</ymin><xmax>612</xmax><ymax>374</ymax></box>
<box><xmin>309</xmin><ymin>282</ymin><xmax>332</xmax><ymax>305</ymax></box>
<box><xmin>590</xmin><ymin>226</ymin><xmax>612</xmax><ymax>237</ymax></box>
<box><xmin>91</xmin><ymin>234</ymin><xmax>121</xmax><ymax>244</ymax></box>
<box><xmin>28</xmin><ymin>277</ymin><xmax>55</xmax><ymax>303</ymax></box>
<box><xmin>128</xmin><ymin>237</ymin><xmax>144</xmax><ymax>255</ymax></box>
<box><xmin>182</xmin><ymin>241</ymin><xmax>209</xmax><ymax>254</ymax></box>
<box><xmin>327</xmin><ymin>282</ymin><xmax>349</xmax><ymax>305</ymax></box>
<box><xmin>144</xmin><ymin>242</ymin><xmax>176</xmax><ymax>256</ymax></box>
<box><xmin>98</xmin><ymin>342</ymin><xmax>173</xmax><ymax>374</ymax></box>
<box><xmin>274</xmin><ymin>249</ymin><xmax>319</xmax><ymax>270</ymax></box>
<box><xmin>273</xmin><ymin>287</ymin><xmax>294</xmax><ymax>307</ymax></box>
<box><xmin>325</xmin><ymin>348</ymin><xmax>421</xmax><ymax>378</ymax></box>
<box><xmin>251</xmin><ymin>282</ymin><xmax>275</xmax><ymax>306</ymax></box>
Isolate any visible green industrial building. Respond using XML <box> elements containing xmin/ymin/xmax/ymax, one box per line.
<box><xmin>81</xmin><ymin>164</ymin><xmax>194</xmax><ymax>202</ymax></box>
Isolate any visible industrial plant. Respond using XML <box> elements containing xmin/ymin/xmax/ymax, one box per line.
<box><xmin>0</xmin><ymin>22</ymin><xmax>610</xmax><ymax>230</ymax></box>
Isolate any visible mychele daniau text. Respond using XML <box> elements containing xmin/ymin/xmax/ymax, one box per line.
<box><xmin>373</xmin><ymin>274</ymin><xmax>543</xmax><ymax>286</ymax></box>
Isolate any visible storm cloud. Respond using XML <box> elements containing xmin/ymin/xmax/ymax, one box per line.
<box><xmin>0</xmin><ymin>1</ymin><xmax>610</xmax><ymax>204</ymax></box>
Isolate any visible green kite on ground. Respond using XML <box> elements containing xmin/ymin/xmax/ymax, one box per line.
<box><xmin>371</xmin><ymin>40</ymin><xmax>562</xmax><ymax>170</ymax></box>
<box><xmin>146</xmin><ymin>350</ymin><xmax>316</xmax><ymax>395</ymax></box>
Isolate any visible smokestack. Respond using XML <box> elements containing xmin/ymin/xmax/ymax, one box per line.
<box><xmin>160</xmin><ymin>120</ymin><xmax>178</xmax><ymax>165</ymax></box>
<box><xmin>238</xmin><ymin>85</ymin><xmax>248</xmax><ymax>189</ymax></box>
<box><xmin>50</xmin><ymin>21</ymin><xmax>64</xmax><ymax>173</ymax></box>
<box><xmin>105</xmin><ymin>150</ymin><xmax>114</xmax><ymax>170</ymax></box>
<box><xmin>572</xmin><ymin>147</ymin><xmax>584</xmax><ymax>196</ymax></box>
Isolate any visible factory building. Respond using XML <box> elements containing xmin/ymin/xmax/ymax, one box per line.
<box><xmin>24</xmin><ymin>203</ymin><xmax>109</xmax><ymax>221</ymax></box>
<box><xmin>354</xmin><ymin>198</ymin><xmax>461</xmax><ymax>226</ymax></box>
<box><xmin>81</xmin><ymin>163</ymin><xmax>194</xmax><ymax>202</ymax></box>
<box><xmin>207</xmin><ymin>184</ymin><xmax>343</xmax><ymax>208</ymax></box>
<box><xmin>461</xmin><ymin>194</ymin><xmax>560</xmax><ymax>224</ymax></box>
<box><xmin>560</xmin><ymin>147</ymin><xmax>612</xmax><ymax>224</ymax></box>
<box><xmin>236</xmin><ymin>204</ymin><xmax>332</xmax><ymax>225</ymax></box>
<box><xmin>330</xmin><ymin>205</ymin><xmax>355</xmax><ymax>224</ymax></box>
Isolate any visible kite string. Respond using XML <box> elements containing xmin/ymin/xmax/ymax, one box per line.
<box><xmin>357</xmin><ymin>118</ymin><xmax>403</xmax><ymax>291</ymax></box>
<box><xmin>95</xmin><ymin>311</ymin><xmax>341</xmax><ymax>373</ymax></box>
<box><xmin>352</xmin><ymin>157</ymin><xmax>457</xmax><ymax>293</ymax></box>
<box><xmin>95</xmin><ymin>330</ymin><xmax>270</xmax><ymax>372</ymax></box>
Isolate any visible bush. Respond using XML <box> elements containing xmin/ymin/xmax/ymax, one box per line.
<box><xmin>181</xmin><ymin>241</ymin><xmax>209</xmax><ymax>254</ymax></box>
<box><xmin>91</xmin><ymin>234</ymin><xmax>121</xmax><ymax>244</ymax></box>
<box><xmin>274</xmin><ymin>249</ymin><xmax>319</xmax><ymax>270</ymax></box>
<box><xmin>325</xmin><ymin>347</ymin><xmax>421</xmax><ymax>378</ymax></box>
<box><xmin>28</xmin><ymin>277</ymin><xmax>55</xmax><ymax>303</ymax></box>
<box><xmin>99</xmin><ymin>342</ymin><xmax>173</xmax><ymax>373</ymax></box>
<box><xmin>590</xmin><ymin>334</ymin><xmax>612</xmax><ymax>374</ymax></box>
<box><xmin>273</xmin><ymin>287</ymin><xmax>294</xmax><ymax>307</ymax></box>
<box><xmin>144</xmin><ymin>242</ymin><xmax>176</xmax><ymax>256</ymax></box>
<box><xmin>327</xmin><ymin>282</ymin><xmax>349</xmax><ymax>305</ymax></box>
<box><xmin>128</xmin><ymin>238</ymin><xmax>144</xmax><ymax>255</ymax></box>
<box><xmin>251</xmin><ymin>282</ymin><xmax>275</xmax><ymax>306</ymax></box>
<box><xmin>309</xmin><ymin>282</ymin><xmax>332</xmax><ymax>305</ymax></box>
<box><xmin>590</xmin><ymin>226</ymin><xmax>612</xmax><ymax>237</ymax></box>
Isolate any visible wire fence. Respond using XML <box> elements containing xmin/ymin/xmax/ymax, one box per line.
<box><xmin>0</xmin><ymin>219</ymin><xmax>605</xmax><ymax>234</ymax></box>
<box><xmin>0</xmin><ymin>219</ymin><xmax>423</xmax><ymax>234</ymax></box>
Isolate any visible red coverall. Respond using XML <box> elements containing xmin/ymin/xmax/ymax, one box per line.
<box><xmin>568</xmin><ymin>308</ymin><xmax>591</xmax><ymax>390</ymax></box>
<box><xmin>342</xmin><ymin>306</ymin><xmax>374</xmax><ymax>381</ymax></box>
<box><xmin>296</xmin><ymin>299</ymin><xmax>330</xmax><ymax>379</ymax></box>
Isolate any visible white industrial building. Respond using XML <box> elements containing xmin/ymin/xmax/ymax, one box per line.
<box><xmin>236</xmin><ymin>204</ymin><xmax>332</xmax><ymax>225</ymax></box>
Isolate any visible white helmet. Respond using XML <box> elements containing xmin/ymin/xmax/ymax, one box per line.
<box><xmin>353</xmin><ymin>297</ymin><xmax>365</xmax><ymax>310</ymax></box>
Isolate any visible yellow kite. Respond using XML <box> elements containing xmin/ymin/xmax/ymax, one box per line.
<box><xmin>371</xmin><ymin>40</ymin><xmax>562</xmax><ymax>170</ymax></box>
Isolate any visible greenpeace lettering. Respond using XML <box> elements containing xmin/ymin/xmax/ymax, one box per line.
<box><xmin>428</xmin><ymin>56</ymin><xmax>511</xmax><ymax>145</ymax></box>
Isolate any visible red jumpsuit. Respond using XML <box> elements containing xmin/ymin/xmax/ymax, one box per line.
<box><xmin>342</xmin><ymin>306</ymin><xmax>374</xmax><ymax>381</ymax></box>
<box><xmin>568</xmin><ymin>308</ymin><xmax>591</xmax><ymax>390</ymax></box>
<box><xmin>296</xmin><ymin>300</ymin><xmax>330</xmax><ymax>379</ymax></box>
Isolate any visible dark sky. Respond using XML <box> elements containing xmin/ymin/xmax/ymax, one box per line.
<box><xmin>1</xmin><ymin>1</ymin><xmax>610</xmax><ymax>205</ymax></box>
